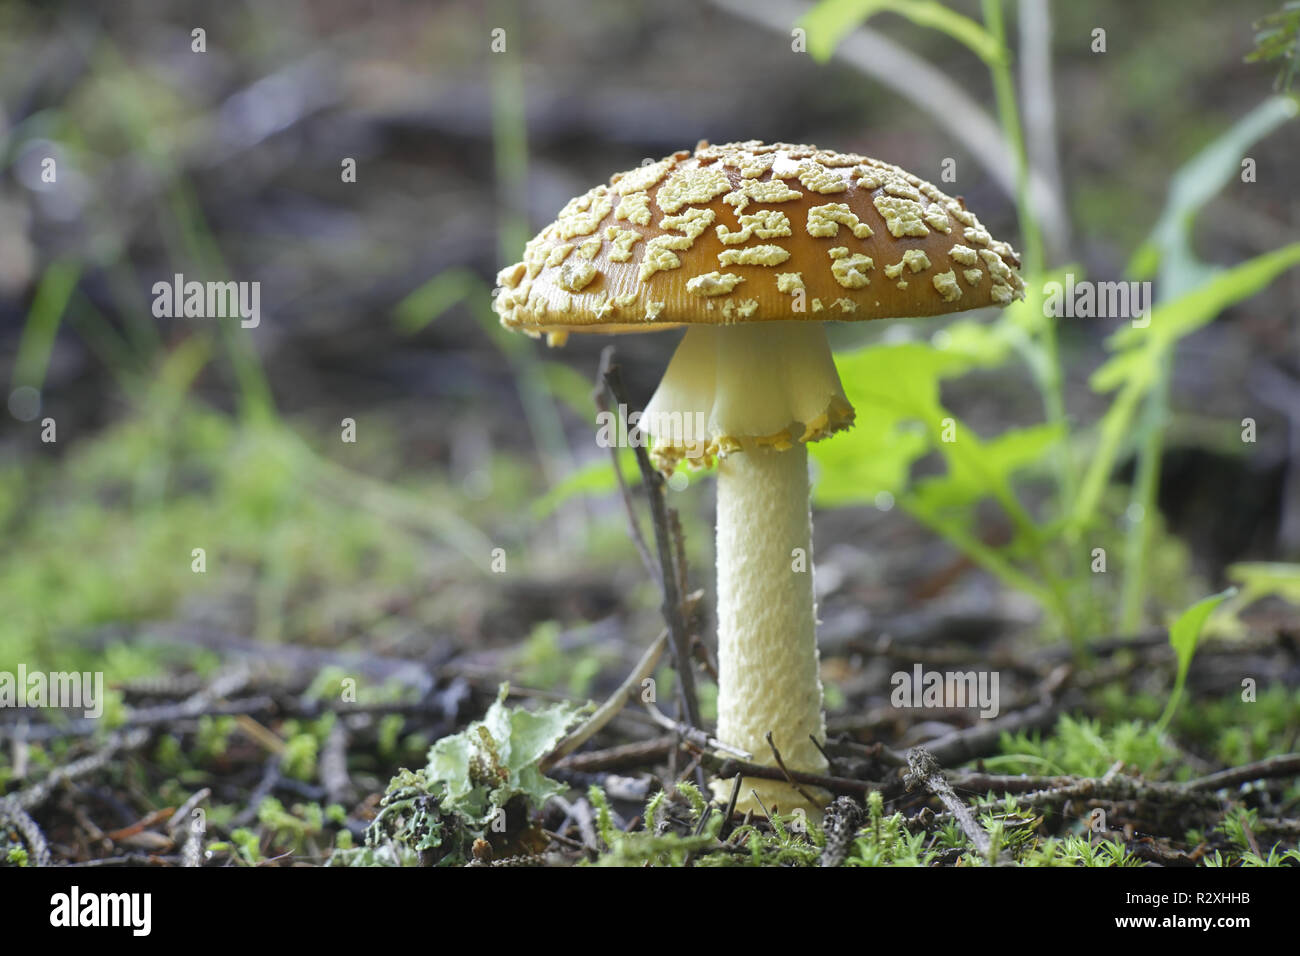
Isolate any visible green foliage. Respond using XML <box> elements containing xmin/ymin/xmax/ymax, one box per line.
<box><xmin>1157</xmin><ymin>588</ymin><xmax>1236</xmax><ymax>732</ymax></box>
<box><xmin>813</xmin><ymin>105</ymin><xmax>1300</xmax><ymax>642</ymax></box>
<box><xmin>1022</xmin><ymin>834</ymin><xmax>1143</xmax><ymax>867</ymax></box>
<box><xmin>1128</xmin><ymin>96</ymin><xmax>1300</xmax><ymax>294</ymax></box>
<box><xmin>845</xmin><ymin>790</ymin><xmax>936</xmax><ymax>866</ymax></box>
<box><xmin>255</xmin><ymin>798</ymin><xmax>345</xmax><ymax>857</ymax></box>
<box><xmin>802</xmin><ymin>0</ymin><xmax>1004</xmax><ymax>65</ymax></box>
<box><xmin>532</xmin><ymin>451</ymin><xmax>639</xmax><ymax>518</ymax></box>
<box><xmin>1222</xmin><ymin>563</ymin><xmax>1300</xmax><ymax>632</ymax></box>
<box><xmin>998</xmin><ymin>715</ymin><xmax>1175</xmax><ymax>777</ymax></box>
<box><xmin>1246</xmin><ymin>3</ymin><xmax>1300</xmax><ymax>90</ymax></box>
<box><xmin>9</xmin><ymin>260</ymin><xmax>81</xmax><ymax>394</ymax></box>
<box><xmin>509</xmin><ymin>621</ymin><xmax>604</xmax><ymax>697</ymax></box>
<box><xmin>1213</xmin><ymin>807</ymin><xmax>1300</xmax><ymax>866</ymax></box>
<box><xmin>329</xmin><ymin>686</ymin><xmax>588</xmax><ymax>866</ymax></box>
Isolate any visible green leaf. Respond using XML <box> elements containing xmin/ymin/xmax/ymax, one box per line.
<box><xmin>815</xmin><ymin>334</ymin><xmax>1038</xmax><ymax>509</ymax></box>
<box><xmin>910</xmin><ymin>422</ymin><xmax>1063</xmax><ymax>514</ymax></box>
<box><xmin>538</xmin><ymin>360</ymin><xmax>597</xmax><ymax>418</ymax></box>
<box><xmin>1104</xmin><ymin>243</ymin><xmax>1300</xmax><ymax>364</ymax></box>
<box><xmin>11</xmin><ymin>259</ymin><xmax>81</xmax><ymax>392</ymax></box>
<box><xmin>1128</xmin><ymin>95</ymin><xmax>1299</xmax><ymax>293</ymax></box>
<box><xmin>532</xmin><ymin>451</ymin><xmax>641</xmax><ymax>517</ymax></box>
<box><xmin>393</xmin><ymin>268</ymin><xmax>481</xmax><ymax>333</ymax></box>
<box><xmin>802</xmin><ymin>0</ymin><xmax>1005</xmax><ymax>66</ymax></box>
<box><xmin>1076</xmin><ymin>244</ymin><xmax>1300</xmax><ymax>529</ymax></box>
<box><xmin>1157</xmin><ymin>588</ymin><xmax>1237</xmax><ymax>732</ymax></box>
<box><xmin>811</xmin><ymin>342</ymin><xmax>968</xmax><ymax>506</ymax></box>
<box><xmin>1227</xmin><ymin>562</ymin><xmax>1300</xmax><ymax>607</ymax></box>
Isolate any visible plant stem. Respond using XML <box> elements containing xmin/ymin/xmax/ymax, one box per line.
<box><xmin>1120</xmin><ymin>360</ymin><xmax>1171</xmax><ymax>632</ymax></box>
<box><xmin>984</xmin><ymin>0</ymin><xmax>1084</xmax><ymax>638</ymax></box>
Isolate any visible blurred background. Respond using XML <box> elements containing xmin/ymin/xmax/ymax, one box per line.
<box><xmin>0</xmin><ymin>0</ymin><xmax>1298</xmax><ymax>864</ymax></box>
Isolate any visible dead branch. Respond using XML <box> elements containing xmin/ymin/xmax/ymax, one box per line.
<box><xmin>597</xmin><ymin>350</ymin><xmax>704</xmax><ymax>732</ymax></box>
<box><xmin>905</xmin><ymin>748</ymin><xmax>995</xmax><ymax>861</ymax></box>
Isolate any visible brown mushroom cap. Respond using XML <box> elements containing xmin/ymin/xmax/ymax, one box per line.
<box><xmin>493</xmin><ymin>140</ymin><xmax>1025</xmax><ymax>338</ymax></box>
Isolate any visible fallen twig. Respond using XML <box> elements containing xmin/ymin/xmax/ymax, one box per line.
<box><xmin>904</xmin><ymin>748</ymin><xmax>994</xmax><ymax>861</ymax></box>
<box><xmin>1184</xmin><ymin>753</ymin><xmax>1300</xmax><ymax>792</ymax></box>
<box><xmin>0</xmin><ymin>797</ymin><xmax>51</xmax><ymax>867</ymax></box>
<box><xmin>644</xmin><ymin>702</ymin><xmax>751</xmax><ymax>759</ymax></box>
<box><xmin>542</xmin><ymin>629</ymin><xmax>669</xmax><ymax>771</ymax></box>
<box><xmin>765</xmin><ymin>731</ymin><xmax>824</xmax><ymax>809</ymax></box>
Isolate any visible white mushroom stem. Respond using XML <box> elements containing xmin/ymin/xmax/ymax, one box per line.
<box><xmin>714</xmin><ymin>442</ymin><xmax>829</xmax><ymax>814</ymax></box>
<box><xmin>643</xmin><ymin>321</ymin><xmax>850</xmax><ymax>816</ymax></box>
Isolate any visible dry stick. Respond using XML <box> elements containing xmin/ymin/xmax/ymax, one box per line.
<box><xmin>765</xmin><ymin>732</ymin><xmax>822</xmax><ymax>809</ymax></box>
<box><xmin>919</xmin><ymin>776</ymin><xmax>1222</xmax><ymax>832</ymax></box>
<box><xmin>593</xmin><ymin>346</ymin><xmax>659</xmax><ymax>584</ymax></box>
<box><xmin>917</xmin><ymin>671</ymin><xmax>1072</xmax><ymax>768</ymax></box>
<box><xmin>719</xmin><ymin>773</ymin><xmax>743</xmax><ymax>837</ymax></box>
<box><xmin>551</xmin><ymin>736</ymin><xmax>677</xmax><ymax>774</ymax></box>
<box><xmin>643</xmin><ymin>702</ymin><xmax>751</xmax><ymax>759</ymax></box>
<box><xmin>319</xmin><ymin>720</ymin><xmax>354</xmax><ymax>806</ymax></box>
<box><xmin>1184</xmin><ymin>754</ymin><xmax>1300</xmax><ymax>792</ymax></box>
<box><xmin>904</xmin><ymin>748</ymin><xmax>994</xmax><ymax>861</ymax></box>
<box><xmin>0</xmin><ymin>797</ymin><xmax>50</xmax><ymax>867</ymax></box>
<box><xmin>700</xmin><ymin>752</ymin><xmax>881</xmax><ymax>797</ymax></box>
<box><xmin>541</xmin><ymin>629</ymin><xmax>669</xmax><ymax>771</ymax></box>
<box><xmin>12</xmin><ymin>728</ymin><xmax>150</xmax><ymax>811</ymax></box>
<box><xmin>598</xmin><ymin>352</ymin><xmax>703</xmax><ymax>732</ymax></box>
<box><xmin>166</xmin><ymin>788</ymin><xmax>212</xmax><ymax>834</ymax></box>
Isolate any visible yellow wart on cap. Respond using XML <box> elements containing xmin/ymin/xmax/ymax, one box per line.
<box><xmin>829</xmin><ymin>248</ymin><xmax>873</xmax><ymax>289</ymax></box>
<box><xmin>554</xmin><ymin>188</ymin><xmax>613</xmax><ymax>240</ymax></box>
<box><xmin>686</xmin><ymin>271</ymin><xmax>746</xmax><ymax>296</ymax></box>
<box><xmin>723</xmin><ymin>178</ymin><xmax>802</xmax><ymax>213</ymax></box>
<box><xmin>900</xmin><ymin>249</ymin><xmax>932</xmax><ymax>273</ymax></box>
<box><xmin>806</xmin><ymin>203</ymin><xmax>874</xmax><ymax>239</ymax></box>
<box><xmin>796</xmin><ymin>161</ymin><xmax>849</xmax><ymax>194</ymax></box>
<box><xmin>717</xmin><ymin>210</ymin><xmax>792</xmax><ymax>244</ymax></box>
<box><xmin>775</xmin><ymin>272</ymin><xmax>804</xmax><ymax>294</ymax></box>
<box><xmin>605</xmin><ymin>226</ymin><xmax>641</xmax><ymax>262</ymax></box>
<box><xmin>932</xmin><ymin>270</ymin><xmax>962</xmax><ymax>302</ymax></box>
<box><xmin>873</xmin><ymin>195</ymin><xmax>930</xmax><ymax>238</ymax></box>
<box><xmin>718</xmin><ymin>245</ymin><xmax>790</xmax><ymax>267</ymax></box>
<box><xmin>559</xmin><ymin>259</ymin><xmax>599</xmax><ymax>292</ymax></box>
<box><xmin>615</xmin><ymin>192</ymin><xmax>653</xmax><ymax>226</ymax></box>
<box><xmin>949</xmin><ymin>244</ymin><xmax>979</xmax><ymax>267</ymax></box>
<box><xmin>613</xmin><ymin>158</ymin><xmax>674</xmax><ymax>194</ymax></box>
<box><xmin>656</xmin><ymin>166</ymin><xmax>731</xmax><ymax>214</ymax></box>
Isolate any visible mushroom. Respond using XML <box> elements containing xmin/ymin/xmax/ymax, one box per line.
<box><xmin>494</xmin><ymin>141</ymin><xmax>1025</xmax><ymax>815</ymax></box>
